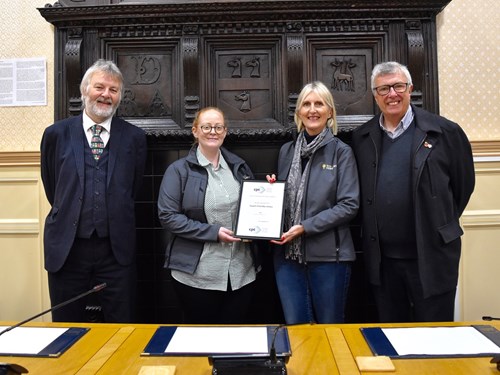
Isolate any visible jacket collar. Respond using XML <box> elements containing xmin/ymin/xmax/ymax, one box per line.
<box><xmin>410</xmin><ymin>105</ymin><xmax>442</xmax><ymax>134</ymax></box>
<box><xmin>186</xmin><ymin>145</ymin><xmax>245</xmax><ymax>169</ymax></box>
<box><xmin>358</xmin><ymin>104</ymin><xmax>442</xmax><ymax>136</ymax></box>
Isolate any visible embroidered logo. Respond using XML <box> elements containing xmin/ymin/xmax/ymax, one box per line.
<box><xmin>322</xmin><ymin>163</ymin><xmax>337</xmax><ymax>170</ymax></box>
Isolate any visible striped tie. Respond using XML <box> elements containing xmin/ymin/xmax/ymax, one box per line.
<box><xmin>91</xmin><ymin>124</ymin><xmax>104</xmax><ymax>161</ymax></box>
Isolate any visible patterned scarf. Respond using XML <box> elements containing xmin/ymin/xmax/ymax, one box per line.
<box><xmin>284</xmin><ymin>127</ymin><xmax>329</xmax><ymax>262</ymax></box>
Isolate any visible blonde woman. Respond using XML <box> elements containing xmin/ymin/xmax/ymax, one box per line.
<box><xmin>268</xmin><ymin>81</ymin><xmax>359</xmax><ymax>324</ymax></box>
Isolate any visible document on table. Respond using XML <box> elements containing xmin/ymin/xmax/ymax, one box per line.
<box><xmin>164</xmin><ymin>326</ymin><xmax>268</xmax><ymax>354</ymax></box>
<box><xmin>142</xmin><ymin>325</ymin><xmax>292</xmax><ymax>357</ymax></box>
<box><xmin>0</xmin><ymin>326</ymin><xmax>68</xmax><ymax>355</ymax></box>
<box><xmin>381</xmin><ymin>326</ymin><xmax>500</xmax><ymax>356</ymax></box>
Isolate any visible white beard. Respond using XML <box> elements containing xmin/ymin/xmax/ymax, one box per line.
<box><xmin>85</xmin><ymin>97</ymin><xmax>118</xmax><ymax>120</ymax></box>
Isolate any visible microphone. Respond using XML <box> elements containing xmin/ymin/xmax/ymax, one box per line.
<box><xmin>481</xmin><ymin>316</ymin><xmax>500</xmax><ymax>371</ymax></box>
<box><xmin>258</xmin><ymin>324</ymin><xmax>288</xmax><ymax>375</ymax></box>
<box><xmin>0</xmin><ymin>363</ymin><xmax>28</xmax><ymax>375</ymax></box>
<box><xmin>210</xmin><ymin>323</ymin><xmax>307</xmax><ymax>374</ymax></box>
<box><xmin>266</xmin><ymin>321</ymin><xmax>314</xmax><ymax>368</ymax></box>
<box><xmin>0</xmin><ymin>283</ymin><xmax>106</xmax><ymax>375</ymax></box>
<box><xmin>0</xmin><ymin>283</ymin><xmax>107</xmax><ymax>337</ymax></box>
<box><xmin>482</xmin><ymin>316</ymin><xmax>500</xmax><ymax>321</ymax></box>
<box><xmin>491</xmin><ymin>354</ymin><xmax>500</xmax><ymax>371</ymax></box>
<box><xmin>266</xmin><ymin>324</ymin><xmax>286</xmax><ymax>366</ymax></box>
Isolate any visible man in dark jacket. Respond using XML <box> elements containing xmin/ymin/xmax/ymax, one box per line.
<box><xmin>352</xmin><ymin>61</ymin><xmax>475</xmax><ymax>322</ymax></box>
<box><xmin>40</xmin><ymin>60</ymin><xmax>147</xmax><ymax>322</ymax></box>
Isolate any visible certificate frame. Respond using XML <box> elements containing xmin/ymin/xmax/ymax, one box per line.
<box><xmin>234</xmin><ymin>180</ymin><xmax>286</xmax><ymax>240</ymax></box>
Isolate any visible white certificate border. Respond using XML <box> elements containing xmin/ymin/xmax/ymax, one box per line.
<box><xmin>234</xmin><ymin>180</ymin><xmax>286</xmax><ymax>240</ymax></box>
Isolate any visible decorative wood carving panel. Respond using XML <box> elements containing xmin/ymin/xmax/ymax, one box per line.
<box><xmin>39</xmin><ymin>0</ymin><xmax>452</xmax><ymax>138</ymax></box>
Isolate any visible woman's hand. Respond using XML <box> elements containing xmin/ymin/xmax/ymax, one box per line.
<box><xmin>218</xmin><ymin>227</ymin><xmax>242</xmax><ymax>243</ymax></box>
<box><xmin>266</xmin><ymin>174</ymin><xmax>276</xmax><ymax>183</ymax></box>
<box><xmin>270</xmin><ymin>224</ymin><xmax>304</xmax><ymax>245</ymax></box>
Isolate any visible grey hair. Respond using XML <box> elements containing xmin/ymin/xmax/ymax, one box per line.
<box><xmin>80</xmin><ymin>59</ymin><xmax>124</xmax><ymax>104</ymax></box>
<box><xmin>371</xmin><ymin>61</ymin><xmax>413</xmax><ymax>90</ymax></box>
<box><xmin>294</xmin><ymin>81</ymin><xmax>338</xmax><ymax>135</ymax></box>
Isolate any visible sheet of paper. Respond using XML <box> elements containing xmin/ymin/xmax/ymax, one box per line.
<box><xmin>0</xmin><ymin>58</ymin><xmax>47</xmax><ymax>106</ymax></box>
<box><xmin>236</xmin><ymin>181</ymin><xmax>285</xmax><ymax>239</ymax></box>
<box><xmin>164</xmin><ymin>326</ymin><xmax>268</xmax><ymax>354</ymax></box>
<box><xmin>0</xmin><ymin>326</ymin><xmax>68</xmax><ymax>355</ymax></box>
<box><xmin>382</xmin><ymin>327</ymin><xmax>500</xmax><ymax>356</ymax></box>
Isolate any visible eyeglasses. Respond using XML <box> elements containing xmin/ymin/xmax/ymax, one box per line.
<box><xmin>373</xmin><ymin>82</ymin><xmax>409</xmax><ymax>96</ymax></box>
<box><xmin>199</xmin><ymin>124</ymin><xmax>226</xmax><ymax>134</ymax></box>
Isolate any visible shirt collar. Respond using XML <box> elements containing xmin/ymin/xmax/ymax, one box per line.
<box><xmin>82</xmin><ymin>110</ymin><xmax>112</xmax><ymax>133</ymax></box>
<box><xmin>196</xmin><ymin>147</ymin><xmax>227</xmax><ymax>170</ymax></box>
<box><xmin>379</xmin><ymin>105</ymin><xmax>414</xmax><ymax>139</ymax></box>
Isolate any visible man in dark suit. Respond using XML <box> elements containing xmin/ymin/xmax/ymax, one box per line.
<box><xmin>41</xmin><ymin>59</ymin><xmax>147</xmax><ymax>322</ymax></box>
<box><xmin>352</xmin><ymin>61</ymin><xmax>475</xmax><ymax>322</ymax></box>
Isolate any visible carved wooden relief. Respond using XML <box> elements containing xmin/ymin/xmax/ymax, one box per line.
<box><xmin>217</xmin><ymin>51</ymin><xmax>273</xmax><ymax>123</ymax></box>
<box><xmin>40</xmin><ymin>0</ymin><xmax>451</xmax><ymax>135</ymax></box>
<box><xmin>103</xmin><ymin>41</ymin><xmax>181</xmax><ymax>131</ymax></box>
<box><xmin>204</xmin><ymin>38</ymin><xmax>284</xmax><ymax>129</ymax></box>
<box><xmin>117</xmin><ymin>55</ymin><xmax>170</xmax><ymax>117</ymax></box>
<box><xmin>316</xmin><ymin>51</ymin><xmax>374</xmax><ymax>116</ymax></box>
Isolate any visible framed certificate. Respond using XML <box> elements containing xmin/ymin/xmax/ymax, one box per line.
<box><xmin>234</xmin><ymin>180</ymin><xmax>286</xmax><ymax>240</ymax></box>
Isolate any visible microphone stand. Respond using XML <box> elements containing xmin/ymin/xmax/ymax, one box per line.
<box><xmin>0</xmin><ymin>283</ymin><xmax>107</xmax><ymax>375</ymax></box>
<box><xmin>264</xmin><ymin>325</ymin><xmax>287</xmax><ymax>370</ymax></box>
<box><xmin>0</xmin><ymin>283</ymin><xmax>107</xmax><ymax>337</ymax></box>
<box><xmin>210</xmin><ymin>324</ymin><xmax>289</xmax><ymax>375</ymax></box>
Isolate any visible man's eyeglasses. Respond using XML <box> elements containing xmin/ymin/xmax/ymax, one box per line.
<box><xmin>199</xmin><ymin>124</ymin><xmax>226</xmax><ymax>134</ymax></box>
<box><xmin>373</xmin><ymin>82</ymin><xmax>409</xmax><ymax>96</ymax></box>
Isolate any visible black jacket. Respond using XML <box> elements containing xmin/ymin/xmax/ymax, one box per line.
<box><xmin>40</xmin><ymin>115</ymin><xmax>147</xmax><ymax>272</ymax></box>
<box><xmin>352</xmin><ymin>105</ymin><xmax>475</xmax><ymax>298</ymax></box>
<box><xmin>158</xmin><ymin>146</ymin><xmax>261</xmax><ymax>274</ymax></box>
<box><xmin>277</xmin><ymin>131</ymin><xmax>359</xmax><ymax>262</ymax></box>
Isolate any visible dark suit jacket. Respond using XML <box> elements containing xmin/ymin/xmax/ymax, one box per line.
<box><xmin>40</xmin><ymin>114</ymin><xmax>147</xmax><ymax>273</ymax></box>
<box><xmin>352</xmin><ymin>105</ymin><xmax>475</xmax><ymax>298</ymax></box>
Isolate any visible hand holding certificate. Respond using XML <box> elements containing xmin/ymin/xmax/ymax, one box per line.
<box><xmin>234</xmin><ymin>180</ymin><xmax>285</xmax><ymax>240</ymax></box>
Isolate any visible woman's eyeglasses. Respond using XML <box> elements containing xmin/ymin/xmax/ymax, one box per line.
<box><xmin>199</xmin><ymin>124</ymin><xmax>226</xmax><ymax>134</ymax></box>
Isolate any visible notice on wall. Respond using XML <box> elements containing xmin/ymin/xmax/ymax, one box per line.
<box><xmin>0</xmin><ymin>57</ymin><xmax>47</xmax><ymax>107</ymax></box>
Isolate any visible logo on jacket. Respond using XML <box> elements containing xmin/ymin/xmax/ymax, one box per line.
<box><xmin>322</xmin><ymin>163</ymin><xmax>337</xmax><ymax>170</ymax></box>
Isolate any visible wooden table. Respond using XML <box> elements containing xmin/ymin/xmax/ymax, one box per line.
<box><xmin>0</xmin><ymin>321</ymin><xmax>498</xmax><ymax>374</ymax></box>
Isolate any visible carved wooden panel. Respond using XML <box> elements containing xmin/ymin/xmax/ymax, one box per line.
<box><xmin>309</xmin><ymin>36</ymin><xmax>385</xmax><ymax>117</ymax></box>
<box><xmin>108</xmin><ymin>43</ymin><xmax>181</xmax><ymax>129</ymax></box>
<box><xmin>39</xmin><ymin>0</ymin><xmax>452</xmax><ymax>137</ymax></box>
<box><xmin>205</xmin><ymin>38</ymin><xmax>283</xmax><ymax>129</ymax></box>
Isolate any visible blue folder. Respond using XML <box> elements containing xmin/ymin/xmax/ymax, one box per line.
<box><xmin>0</xmin><ymin>327</ymin><xmax>89</xmax><ymax>357</ymax></box>
<box><xmin>142</xmin><ymin>325</ymin><xmax>292</xmax><ymax>360</ymax></box>
<box><xmin>361</xmin><ymin>325</ymin><xmax>500</xmax><ymax>358</ymax></box>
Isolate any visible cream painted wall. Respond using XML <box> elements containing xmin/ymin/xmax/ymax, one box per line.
<box><xmin>437</xmin><ymin>0</ymin><xmax>500</xmax><ymax>141</ymax></box>
<box><xmin>0</xmin><ymin>1</ymin><xmax>54</xmax><ymax>152</ymax></box>
<box><xmin>436</xmin><ymin>0</ymin><xmax>500</xmax><ymax>320</ymax></box>
<box><xmin>0</xmin><ymin>0</ymin><xmax>499</xmax><ymax>323</ymax></box>
<box><xmin>0</xmin><ymin>162</ymin><xmax>50</xmax><ymax>322</ymax></box>
<box><xmin>459</xmin><ymin>160</ymin><xmax>500</xmax><ymax>320</ymax></box>
<box><xmin>0</xmin><ymin>1</ymin><xmax>54</xmax><ymax>322</ymax></box>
